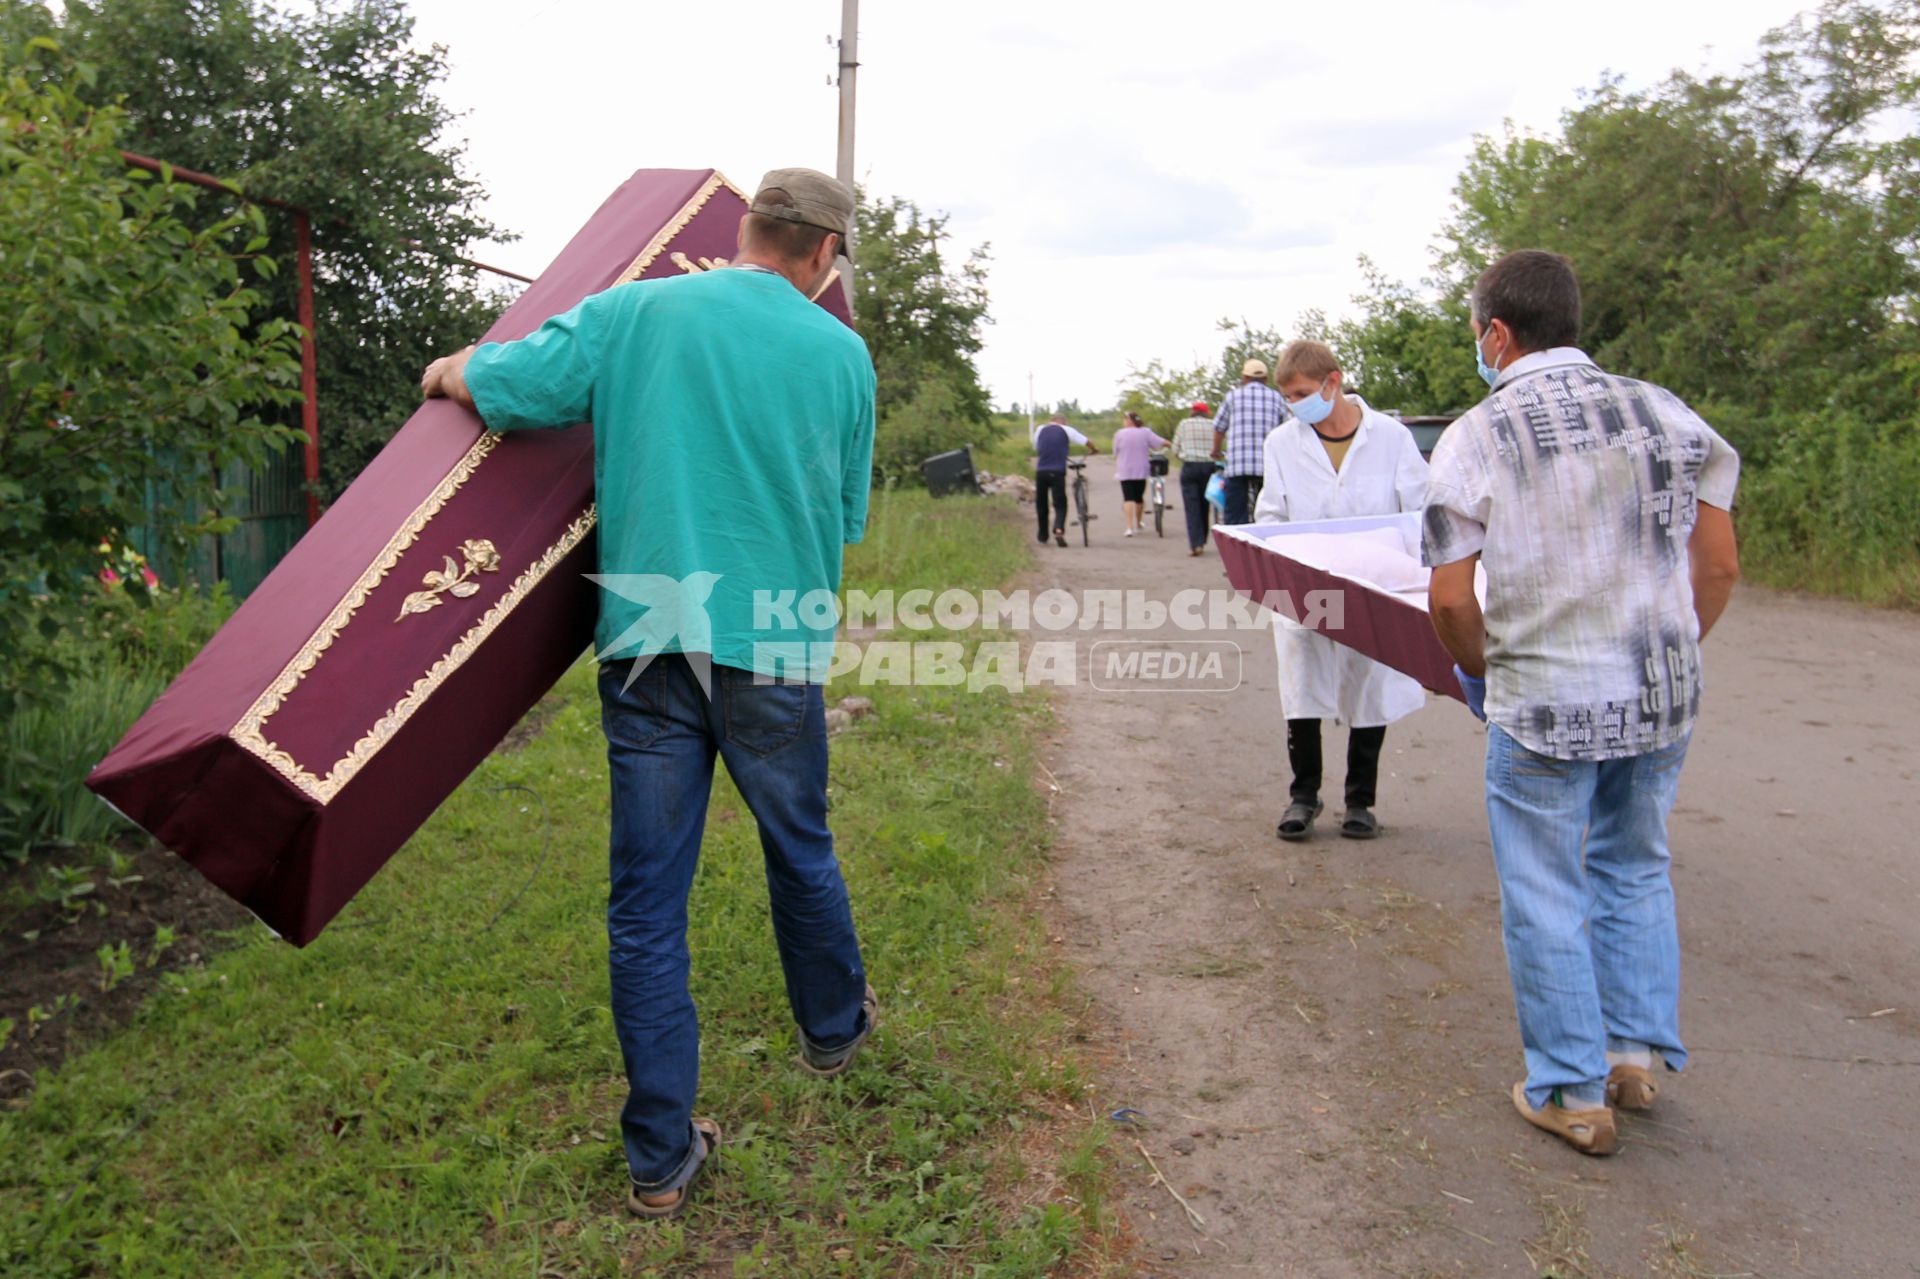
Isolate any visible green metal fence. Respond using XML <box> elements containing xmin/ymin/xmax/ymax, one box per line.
<box><xmin>132</xmin><ymin>444</ymin><xmax>306</xmax><ymax>598</ymax></box>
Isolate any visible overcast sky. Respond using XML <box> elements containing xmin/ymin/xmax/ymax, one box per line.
<box><xmin>405</xmin><ymin>0</ymin><xmax>1813</xmax><ymax>410</ymax></box>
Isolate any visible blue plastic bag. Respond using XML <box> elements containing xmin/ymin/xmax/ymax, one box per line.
<box><xmin>1204</xmin><ymin>472</ymin><xmax>1226</xmax><ymax>511</ymax></box>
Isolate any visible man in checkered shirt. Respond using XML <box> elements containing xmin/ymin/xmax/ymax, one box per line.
<box><xmin>1212</xmin><ymin>358</ymin><xmax>1288</xmax><ymax>523</ymax></box>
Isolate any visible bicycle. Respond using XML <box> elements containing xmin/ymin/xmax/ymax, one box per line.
<box><xmin>1067</xmin><ymin>459</ymin><xmax>1092</xmax><ymax>546</ymax></box>
<box><xmin>1148</xmin><ymin>453</ymin><xmax>1170</xmax><ymax>538</ymax></box>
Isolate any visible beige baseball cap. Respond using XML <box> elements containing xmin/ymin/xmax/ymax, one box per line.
<box><xmin>751</xmin><ymin>168</ymin><xmax>855</xmax><ymax>259</ymax></box>
<box><xmin>1241</xmin><ymin>358</ymin><xmax>1270</xmax><ymax>378</ymax></box>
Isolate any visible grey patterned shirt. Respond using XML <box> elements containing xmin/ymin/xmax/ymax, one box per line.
<box><xmin>1421</xmin><ymin>348</ymin><xmax>1740</xmax><ymax>762</ymax></box>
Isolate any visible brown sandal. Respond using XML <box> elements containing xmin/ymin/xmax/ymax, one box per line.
<box><xmin>1606</xmin><ymin>1063</ymin><xmax>1659</xmax><ymax>1111</ymax></box>
<box><xmin>627</xmin><ymin>1117</ymin><xmax>722</xmax><ymax>1218</ymax></box>
<box><xmin>1511</xmin><ymin>1083</ymin><xmax>1617</xmax><ymax>1156</ymax></box>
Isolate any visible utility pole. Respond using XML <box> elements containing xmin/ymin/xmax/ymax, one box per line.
<box><xmin>834</xmin><ymin>0</ymin><xmax>859</xmax><ymax>299</ymax></box>
<box><xmin>1028</xmin><ymin>372</ymin><xmax>1036</xmax><ymax>436</ymax></box>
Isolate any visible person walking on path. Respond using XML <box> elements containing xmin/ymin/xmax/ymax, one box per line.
<box><xmin>1171</xmin><ymin>401</ymin><xmax>1219</xmax><ymax>555</ymax></box>
<box><xmin>1255</xmin><ymin>340</ymin><xmax>1428</xmax><ymax>841</ymax></box>
<box><xmin>420</xmin><ymin>168</ymin><xmax>880</xmax><ymax>1217</ymax></box>
<box><xmin>1424</xmin><ymin>249</ymin><xmax>1742</xmax><ymax>1157</ymax></box>
<box><xmin>1112</xmin><ymin>411</ymin><xmax>1169</xmax><ymax>538</ymax></box>
<box><xmin>1214</xmin><ymin>358</ymin><xmax>1287</xmax><ymax>524</ymax></box>
<box><xmin>1033</xmin><ymin>412</ymin><xmax>1099</xmax><ymax>547</ymax></box>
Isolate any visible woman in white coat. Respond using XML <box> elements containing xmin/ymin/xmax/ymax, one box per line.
<box><xmin>1254</xmin><ymin>340</ymin><xmax>1429</xmax><ymax>841</ymax></box>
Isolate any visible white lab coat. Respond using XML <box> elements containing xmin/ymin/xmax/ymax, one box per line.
<box><xmin>1254</xmin><ymin>398</ymin><xmax>1429</xmax><ymax>726</ymax></box>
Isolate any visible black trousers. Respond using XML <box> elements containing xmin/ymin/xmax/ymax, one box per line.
<box><xmin>1223</xmin><ymin>474</ymin><xmax>1263</xmax><ymax>525</ymax></box>
<box><xmin>1034</xmin><ymin>469</ymin><xmax>1068</xmax><ymax>539</ymax></box>
<box><xmin>1286</xmin><ymin>718</ymin><xmax>1387</xmax><ymax>808</ymax></box>
<box><xmin>1179</xmin><ymin>461</ymin><xmax>1213</xmax><ymax>550</ymax></box>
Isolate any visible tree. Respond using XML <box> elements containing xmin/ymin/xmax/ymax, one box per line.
<box><xmin>1205</xmin><ymin>318</ymin><xmax>1286</xmax><ymax>404</ymax></box>
<box><xmin>854</xmin><ymin>191</ymin><xmax>994</xmax><ymax>478</ymax></box>
<box><xmin>1117</xmin><ymin>357</ymin><xmax>1210</xmax><ymax>432</ymax></box>
<box><xmin>0</xmin><ymin>37</ymin><xmax>302</xmax><ymax>716</ymax></box>
<box><xmin>1117</xmin><ymin>319</ymin><xmax>1288</xmax><ymax>431</ymax></box>
<box><xmin>1296</xmin><ymin>260</ymin><xmax>1484</xmax><ymax>415</ymax></box>
<box><xmin>15</xmin><ymin>0</ymin><xmax>511</xmax><ymax>502</ymax></box>
<box><xmin>1443</xmin><ymin>0</ymin><xmax>1920</xmax><ymax>423</ymax></box>
<box><xmin>1424</xmin><ymin>0</ymin><xmax>1920</xmax><ymax>598</ymax></box>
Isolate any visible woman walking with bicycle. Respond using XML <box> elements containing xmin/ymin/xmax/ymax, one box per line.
<box><xmin>1112</xmin><ymin>412</ymin><xmax>1169</xmax><ymax>539</ymax></box>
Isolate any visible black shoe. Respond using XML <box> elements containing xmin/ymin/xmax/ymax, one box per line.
<box><xmin>1037</xmin><ymin>532</ymin><xmax>1049</xmax><ymax>544</ymax></box>
<box><xmin>1054</xmin><ymin>531</ymin><xmax>1067</xmax><ymax>547</ymax></box>
<box><xmin>1277</xmin><ymin>799</ymin><xmax>1323</xmax><ymax>841</ymax></box>
<box><xmin>1340</xmin><ymin>807</ymin><xmax>1381</xmax><ymax>840</ymax></box>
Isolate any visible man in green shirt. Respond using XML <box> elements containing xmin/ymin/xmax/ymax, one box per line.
<box><xmin>421</xmin><ymin>169</ymin><xmax>877</xmax><ymax>1219</ymax></box>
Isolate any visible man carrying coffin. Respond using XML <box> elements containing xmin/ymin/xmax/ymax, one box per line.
<box><xmin>1424</xmin><ymin>250</ymin><xmax>1740</xmax><ymax>1156</ymax></box>
<box><xmin>420</xmin><ymin>169</ymin><xmax>877</xmax><ymax>1217</ymax></box>
<box><xmin>1255</xmin><ymin>340</ymin><xmax>1429</xmax><ymax>842</ymax></box>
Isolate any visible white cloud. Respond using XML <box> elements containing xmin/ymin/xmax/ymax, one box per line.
<box><xmin>408</xmin><ymin>0</ymin><xmax>1813</xmax><ymax>410</ymax></box>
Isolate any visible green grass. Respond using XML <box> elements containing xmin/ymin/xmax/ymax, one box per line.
<box><xmin>0</xmin><ymin>491</ymin><xmax>1119</xmax><ymax>1277</ymax></box>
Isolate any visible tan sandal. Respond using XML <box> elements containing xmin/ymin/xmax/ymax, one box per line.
<box><xmin>1511</xmin><ymin>1083</ymin><xmax>1617</xmax><ymax>1156</ymax></box>
<box><xmin>1607</xmin><ymin>1063</ymin><xmax>1659</xmax><ymax>1111</ymax></box>
<box><xmin>627</xmin><ymin>1117</ymin><xmax>722</xmax><ymax>1218</ymax></box>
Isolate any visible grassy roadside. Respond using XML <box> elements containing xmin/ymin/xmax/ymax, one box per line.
<box><xmin>0</xmin><ymin>489</ymin><xmax>1123</xmax><ymax>1277</ymax></box>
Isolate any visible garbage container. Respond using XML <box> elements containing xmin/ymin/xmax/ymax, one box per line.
<box><xmin>920</xmin><ymin>447</ymin><xmax>981</xmax><ymax>498</ymax></box>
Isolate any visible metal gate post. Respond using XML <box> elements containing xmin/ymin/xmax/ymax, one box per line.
<box><xmin>294</xmin><ymin>209</ymin><xmax>321</xmax><ymax>528</ymax></box>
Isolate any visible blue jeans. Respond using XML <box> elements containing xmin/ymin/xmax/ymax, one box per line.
<box><xmin>1484</xmin><ymin>724</ymin><xmax>1690</xmax><ymax>1108</ymax></box>
<box><xmin>598</xmin><ymin>654</ymin><xmax>868</xmax><ymax>1193</ymax></box>
<box><xmin>1179</xmin><ymin>461</ymin><xmax>1213</xmax><ymax>551</ymax></box>
<box><xmin>1222</xmin><ymin>474</ymin><xmax>1261</xmax><ymax>525</ymax></box>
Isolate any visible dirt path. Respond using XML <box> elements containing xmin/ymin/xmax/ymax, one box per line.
<box><xmin>1025</xmin><ymin>452</ymin><xmax>1920</xmax><ymax>1278</ymax></box>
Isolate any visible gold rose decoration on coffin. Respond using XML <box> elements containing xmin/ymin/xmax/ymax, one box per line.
<box><xmin>395</xmin><ymin>539</ymin><xmax>502</xmax><ymax>622</ymax></box>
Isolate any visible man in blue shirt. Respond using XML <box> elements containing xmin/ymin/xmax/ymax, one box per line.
<box><xmin>1032</xmin><ymin>412</ymin><xmax>1099</xmax><ymax>546</ymax></box>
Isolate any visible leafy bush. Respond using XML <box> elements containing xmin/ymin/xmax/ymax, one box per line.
<box><xmin>0</xmin><ymin>37</ymin><xmax>302</xmax><ymax>719</ymax></box>
<box><xmin>870</xmin><ymin>376</ymin><xmax>1007</xmax><ymax>481</ymax></box>
<box><xmin>1729</xmin><ymin>410</ymin><xmax>1920</xmax><ymax>604</ymax></box>
<box><xmin>13</xmin><ymin>0</ymin><xmax>512</xmax><ymax>506</ymax></box>
<box><xmin>0</xmin><ymin>586</ymin><xmax>234</xmax><ymax>858</ymax></box>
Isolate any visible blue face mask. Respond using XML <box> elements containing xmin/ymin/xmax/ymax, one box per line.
<box><xmin>1475</xmin><ymin>329</ymin><xmax>1507</xmax><ymax>388</ymax></box>
<box><xmin>1289</xmin><ymin>377</ymin><xmax>1335</xmax><ymax>426</ymax></box>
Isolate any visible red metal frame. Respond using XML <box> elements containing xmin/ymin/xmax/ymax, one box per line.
<box><xmin>293</xmin><ymin>209</ymin><xmax>321</xmax><ymax>526</ymax></box>
<box><xmin>115</xmin><ymin>149</ymin><xmax>531</xmax><ymax>527</ymax></box>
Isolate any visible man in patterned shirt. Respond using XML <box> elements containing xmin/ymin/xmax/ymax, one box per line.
<box><xmin>1423</xmin><ymin>250</ymin><xmax>1741</xmax><ymax>1157</ymax></box>
<box><xmin>1212</xmin><ymin>358</ymin><xmax>1287</xmax><ymax>524</ymax></box>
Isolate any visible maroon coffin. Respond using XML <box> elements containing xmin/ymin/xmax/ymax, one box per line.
<box><xmin>87</xmin><ymin>169</ymin><xmax>854</xmax><ymax>945</ymax></box>
<box><xmin>1212</xmin><ymin>518</ymin><xmax>1466</xmax><ymax>703</ymax></box>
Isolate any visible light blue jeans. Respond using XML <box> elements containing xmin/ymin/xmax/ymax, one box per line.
<box><xmin>1484</xmin><ymin>724</ymin><xmax>1690</xmax><ymax>1108</ymax></box>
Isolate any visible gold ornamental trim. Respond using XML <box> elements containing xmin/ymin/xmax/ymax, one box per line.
<box><xmin>231</xmin><ymin>429</ymin><xmax>500</xmax><ymax>756</ymax></box>
<box><xmin>233</xmin><ymin>174</ymin><xmax>732</xmax><ymax>803</ymax></box>
<box><xmin>235</xmin><ymin>506</ymin><xmax>598</xmax><ymax>804</ymax></box>
<box><xmin>613</xmin><ymin>170</ymin><xmax>747</xmax><ymax>285</ymax></box>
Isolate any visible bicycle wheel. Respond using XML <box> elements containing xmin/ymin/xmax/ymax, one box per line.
<box><xmin>1074</xmin><ymin>475</ymin><xmax>1090</xmax><ymax>546</ymax></box>
<box><xmin>1153</xmin><ymin>483</ymin><xmax>1165</xmax><ymax>537</ymax></box>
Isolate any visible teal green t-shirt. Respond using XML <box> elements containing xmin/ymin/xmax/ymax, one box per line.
<box><xmin>463</xmin><ymin>268</ymin><xmax>875</xmax><ymax>680</ymax></box>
